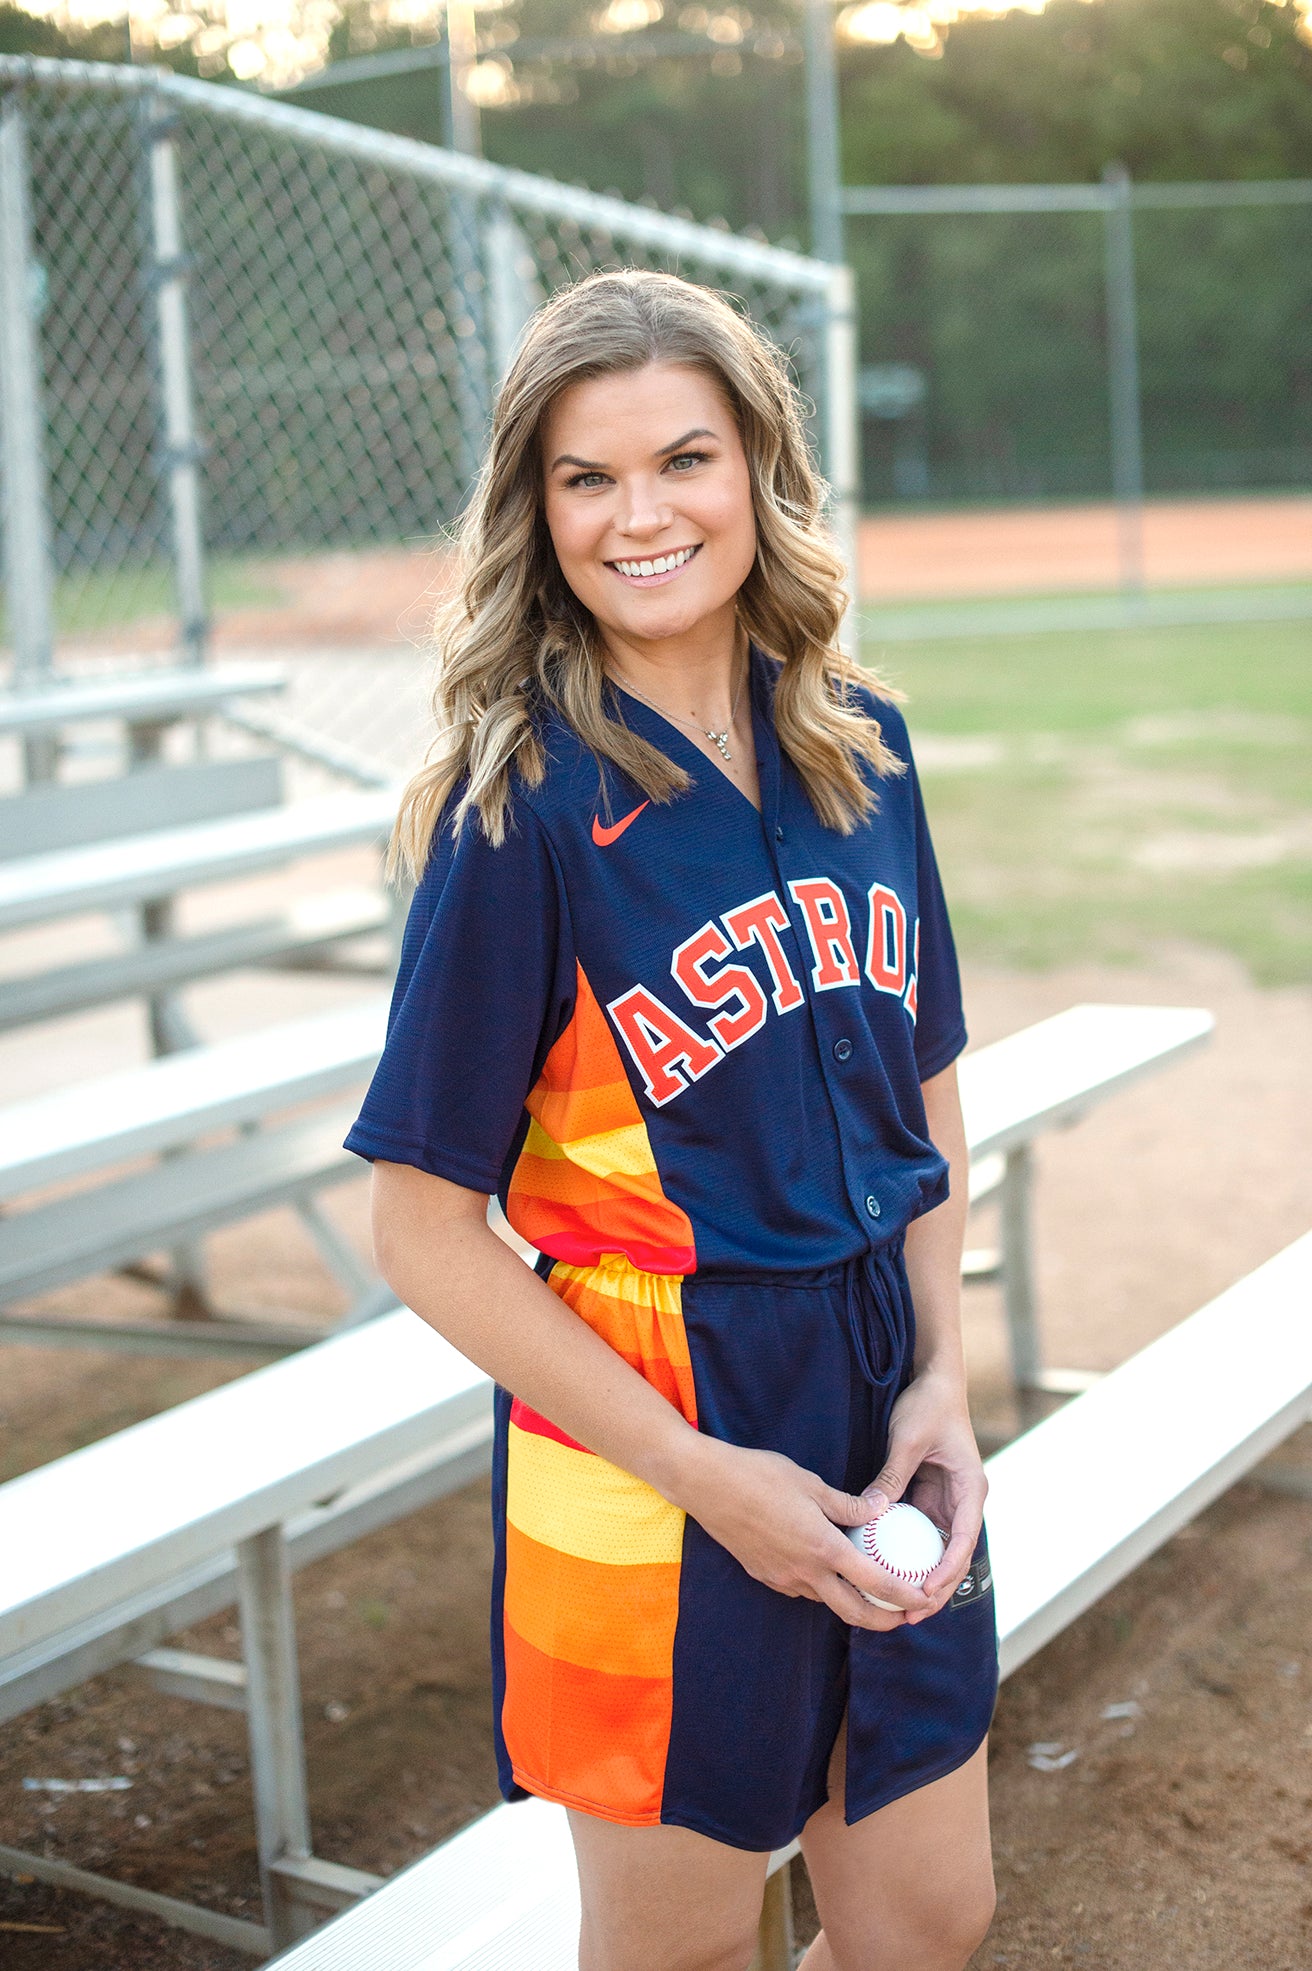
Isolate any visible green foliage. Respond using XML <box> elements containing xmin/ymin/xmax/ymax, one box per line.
<box><xmin>840</xmin><ymin>0</ymin><xmax>1312</xmax><ymax>188</ymax></box>
<box><xmin>0</xmin><ymin>2</ymin><xmax>67</xmax><ymax>56</ymax></box>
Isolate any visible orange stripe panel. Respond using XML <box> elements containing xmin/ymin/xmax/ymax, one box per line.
<box><xmin>503</xmin><ymin>1520</ymin><xmax>681</xmax><ymax>1681</ymax></box>
<box><xmin>502</xmin><ymin>1620</ymin><xmax>671</xmax><ymax>1824</ymax></box>
<box><xmin>550</xmin><ymin>1261</ymin><xmax>697</xmax><ymax>1427</ymax></box>
<box><xmin>509</xmin><ymin>1153</ymin><xmax>672</xmax><ymax>1211</ymax></box>
<box><xmin>505</xmin><ymin>962</ymin><xmax>696</xmax><ymax>1273</ymax></box>
<box><xmin>531</xmin><ymin>1078</ymin><xmax>641</xmax><ymax>1144</ymax></box>
<box><xmin>498</xmin><ymin>1250</ymin><xmax>697</xmax><ymax>1824</ymax></box>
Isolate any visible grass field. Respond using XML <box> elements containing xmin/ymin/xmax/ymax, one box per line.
<box><xmin>865</xmin><ymin>616</ymin><xmax>1312</xmax><ymax>986</ymax></box>
<box><xmin>0</xmin><ymin>558</ymin><xmax>288</xmax><ymax>643</ymax></box>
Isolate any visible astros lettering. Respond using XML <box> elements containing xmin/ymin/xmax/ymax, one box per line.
<box><xmin>606</xmin><ymin>877</ymin><xmax>919</xmax><ymax>1107</ymax></box>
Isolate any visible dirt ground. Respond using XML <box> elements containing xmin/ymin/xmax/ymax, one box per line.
<box><xmin>1</xmin><ymin>945</ymin><xmax>1310</xmax><ymax>1968</ymax></box>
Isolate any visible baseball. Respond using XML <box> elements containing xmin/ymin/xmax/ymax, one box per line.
<box><xmin>844</xmin><ymin>1502</ymin><xmax>946</xmax><ymax>1610</ymax></box>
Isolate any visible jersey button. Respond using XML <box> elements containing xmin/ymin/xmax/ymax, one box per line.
<box><xmin>864</xmin><ymin>1194</ymin><xmax>882</xmax><ymax>1220</ymax></box>
<box><xmin>833</xmin><ymin>1037</ymin><xmax>853</xmax><ymax>1062</ymax></box>
<box><xmin>775</xmin><ymin>825</ymin><xmax>785</xmax><ymax>843</ymax></box>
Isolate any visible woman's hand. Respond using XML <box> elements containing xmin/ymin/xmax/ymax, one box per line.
<box><xmin>671</xmin><ymin>1435</ymin><xmax>934</xmax><ymax>1633</ymax></box>
<box><xmin>863</xmin><ymin>1367</ymin><xmax>988</xmax><ymax>1625</ymax></box>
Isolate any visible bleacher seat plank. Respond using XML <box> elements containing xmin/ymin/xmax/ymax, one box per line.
<box><xmin>0</xmin><ymin>757</ymin><xmax>284</xmax><ymax>861</ymax></box>
<box><xmin>0</xmin><ymin>663</ymin><xmax>285</xmax><ymax>738</ymax></box>
<box><xmin>259</xmin><ymin>1798</ymin><xmax>580</xmax><ymax>1971</ymax></box>
<box><xmin>0</xmin><ymin>1415</ymin><xmax>496</xmax><ymax>1724</ymax></box>
<box><xmin>0</xmin><ymin>786</ymin><xmax>398</xmax><ymax>933</ymax></box>
<box><xmin>0</xmin><ymin>1106</ymin><xmax>362</xmax><ymax>1304</ymax></box>
<box><xmin>0</xmin><ymin>999</ymin><xmax>387</xmax><ymax>1203</ymax></box>
<box><xmin>0</xmin><ymin>890</ymin><xmax>391</xmax><ymax>1031</ymax></box>
<box><xmin>958</xmin><ymin>1002</ymin><xmax>1213</xmax><ymax>1158</ymax></box>
<box><xmin>988</xmin><ymin>1229</ymin><xmax>1312</xmax><ymax>1677</ymax></box>
<box><xmin>0</xmin><ymin>1307</ymin><xmax>492</xmax><ymax>1660</ymax></box>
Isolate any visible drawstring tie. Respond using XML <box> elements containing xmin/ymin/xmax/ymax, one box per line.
<box><xmin>841</xmin><ymin>1239</ymin><xmax>913</xmax><ymax>1394</ymax></box>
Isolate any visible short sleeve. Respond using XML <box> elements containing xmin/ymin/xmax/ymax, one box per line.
<box><xmin>907</xmin><ymin>748</ymin><xmax>968</xmax><ymax>1082</ymax></box>
<box><xmin>343</xmin><ymin>794</ymin><xmax>576</xmax><ymax>1193</ymax></box>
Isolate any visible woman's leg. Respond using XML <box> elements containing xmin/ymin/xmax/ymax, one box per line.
<box><xmin>568</xmin><ymin>1807</ymin><xmax>771</xmax><ymax>1971</ymax></box>
<box><xmin>796</xmin><ymin>1715</ymin><xmax>995</xmax><ymax>1971</ymax></box>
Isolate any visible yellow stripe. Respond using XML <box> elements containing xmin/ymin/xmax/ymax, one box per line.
<box><xmin>522</xmin><ymin>1116</ymin><xmax>658</xmax><ymax>1181</ymax></box>
<box><xmin>505</xmin><ymin>1422</ymin><xmax>685</xmax><ymax>1566</ymax></box>
<box><xmin>556</xmin><ymin>1254</ymin><xmax>686</xmax><ymax>1318</ymax></box>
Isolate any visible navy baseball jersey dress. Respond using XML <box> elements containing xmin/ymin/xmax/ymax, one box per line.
<box><xmin>344</xmin><ymin>643</ymin><xmax>999</xmax><ymax>1851</ymax></box>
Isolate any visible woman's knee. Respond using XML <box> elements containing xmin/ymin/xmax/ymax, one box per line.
<box><xmin>898</xmin><ymin>1868</ymin><xmax>995</xmax><ymax>1968</ymax></box>
<box><xmin>824</xmin><ymin>1869</ymin><xmax>996</xmax><ymax>1971</ymax></box>
<box><xmin>934</xmin><ymin>1869</ymin><xmax>997</xmax><ymax>1963</ymax></box>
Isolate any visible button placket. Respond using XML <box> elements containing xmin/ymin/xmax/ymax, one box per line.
<box><xmin>761</xmin><ymin>761</ymin><xmax>881</xmax><ymax>1241</ymax></box>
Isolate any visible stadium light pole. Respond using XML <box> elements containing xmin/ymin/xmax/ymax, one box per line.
<box><xmin>803</xmin><ymin>0</ymin><xmax>844</xmax><ymax>261</ymax></box>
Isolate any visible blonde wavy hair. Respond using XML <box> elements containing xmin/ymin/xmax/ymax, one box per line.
<box><xmin>389</xmin><ymin>267</ymin><xmax>902</xmax><ymax>882</ymax></box>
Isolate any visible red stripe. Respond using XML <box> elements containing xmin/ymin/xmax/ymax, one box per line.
<box><xmin>532</xmin><ymin>1229</ymin><xmax>697</xmax><ymax>1273</ymax></box>
<box><xmin>508</xmin><ymin>1396</ymin><xmax>591</xmax><ymax>1454</ymax></box>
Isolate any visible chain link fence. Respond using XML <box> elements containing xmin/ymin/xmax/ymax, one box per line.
<box><xmin>0</xmin><ymin>55</ymin><xmax>853</xmax><ymax>779</ymax></box>
<box><xmin>843</xmin><ymin>176</ymin><xmax>1312</xmax><ymax>589</ymax></box>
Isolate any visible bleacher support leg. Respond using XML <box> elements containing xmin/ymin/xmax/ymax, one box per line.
<box><xmin>236</xmin><ymin>1524</ymin><xmax>320</xmax><ymax>1951</ymax></box>
<box><xmin>1000</xmin><ymin>1144</ymin><xmax>1045</xmax><ymax>1420</ymax></box>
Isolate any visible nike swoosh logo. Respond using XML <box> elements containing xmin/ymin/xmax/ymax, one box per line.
<box><xmin>592</xmin><ymin>801</ymin><xmax>649</xmax><ymax>847</ymax></box>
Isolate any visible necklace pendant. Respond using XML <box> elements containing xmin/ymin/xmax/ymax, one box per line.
<box><xmin>708</xmin><ymin>730</ymin><xmax>731</xmax><ymax>761</ymax></box>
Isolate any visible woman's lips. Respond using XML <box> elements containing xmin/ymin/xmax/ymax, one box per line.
<box><xmin>605</xmin><ymin>543</ymin><xmax>702</xmax><ymax>588</ymax></box>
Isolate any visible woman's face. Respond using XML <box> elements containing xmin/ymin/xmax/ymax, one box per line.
<box><xmin>540</xmin><ymin>359</ymin><xmax>757</xmax><ymax>656</ymax></box>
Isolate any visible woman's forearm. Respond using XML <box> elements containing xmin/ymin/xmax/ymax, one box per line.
<box><xmin>370</xmin><ymin>1159</ymin><xmax>716</xmax><ymax>1508</ymax></box>
<box><xmin>903</xmin><ymin>1061</ymin><xmax>970</xmax><ymax>1388</ymax></box>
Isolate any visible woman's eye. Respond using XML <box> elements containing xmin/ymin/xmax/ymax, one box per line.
<box><xmin>566</xmin><ymin>470</ymin><xmax>609</xmax><ymax>489</ymax></box>
<box><xmin>667</xmin><ymin>451</ymin><xmax>711</xmax><ymax>472</ymax></box>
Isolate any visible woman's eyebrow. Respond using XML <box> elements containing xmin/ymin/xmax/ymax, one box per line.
<box><xmin>656</xmin><ymin>426</ymin><xmax>716</xmax><ymax>455</ymax></box>
<box><xmin>548</xmin><ymin>427</ymin><xmax>718</xmax><ymax>473</ymax></box>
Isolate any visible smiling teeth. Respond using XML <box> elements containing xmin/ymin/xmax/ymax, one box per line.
<box><xmin>613</xmin><ymin>546</ymin><xmax>697</xmax><ymax>578</ymax></box>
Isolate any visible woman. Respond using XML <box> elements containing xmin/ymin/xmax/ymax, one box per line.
<box><xmin>344</xmin><ymin>268</ymin><xmax>998</xmax><ymax>1971</ymax></box>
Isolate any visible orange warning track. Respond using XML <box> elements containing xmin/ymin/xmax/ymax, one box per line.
<box><xmin>857</xmin><ymin>496</ymin><xmax>1312</xmax><ymax>601</ymax></box>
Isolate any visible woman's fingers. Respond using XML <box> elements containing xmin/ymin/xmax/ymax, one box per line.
<box><xmin>910</xmin><ymin>1473</ymin><xmax>988</xmax><ymax>1619</ymax></box>
<box><xmin>818</xmin><ymin>1567</ymin><xmax>918</xmax><ymax>1631</ymax></box>
<box><xmin>819</xmin><ymin>1483</ymin><xmax>881</xmax><ymax>1529</ymax></box>
<box><xmin>864</xmin><ymin>1414</ymin><xmax>940</xmax><ymax>1516</ymax></box>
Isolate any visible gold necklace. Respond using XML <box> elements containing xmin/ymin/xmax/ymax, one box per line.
<box><xmin>609</xmin><ymin>649</ymin><xmax>749</xmax><ymax>762</ymax></box>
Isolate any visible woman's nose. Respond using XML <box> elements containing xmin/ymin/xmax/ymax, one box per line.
<box><xmin>616</xmin><ymin>481</ymin><xmax>671</xmax><ymax>536</ymax></box>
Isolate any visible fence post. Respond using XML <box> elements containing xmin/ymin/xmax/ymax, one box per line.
<box><xmin>1101</xmin><ymin>162</ymin><xmax>1145</xmax><ymax>597</ymax></box>
<box><xmin>484</xmin><ymin>198</ymin><xmax>540</xmax><ymax>383</ymax></box>
<box><xmin>442</xmin><ymin>0</ymin><xmax>482</xmax><ymax>158</ymax></box>
<box><xmin>146</xmin><ymin>90</ymin><xmax>210</xmax><ymax>669</ymax></box>
<box><xmin>0</xmin><ymin>88</ymin><xmax>58</xmax><ymax>779</ymax></box>
<box><xmin>804</xmin><ymin>0</ymin><xmax>843</xmax><ymax>264</ymax></box>
<box><xmin>822</xmin><ymin>260</ymin><xmax>860</xmax><ymax>649</ymax></box>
